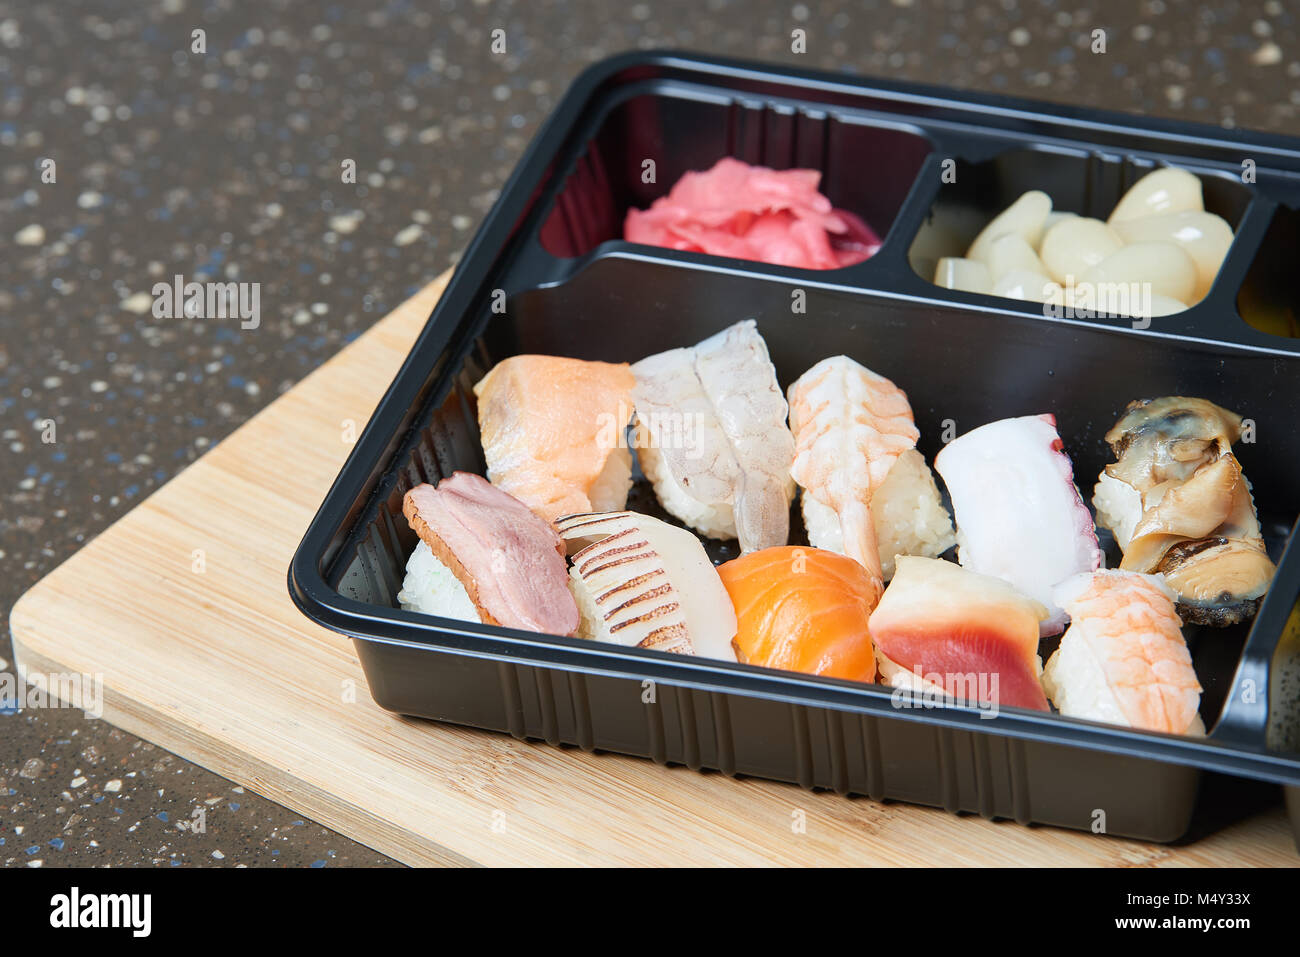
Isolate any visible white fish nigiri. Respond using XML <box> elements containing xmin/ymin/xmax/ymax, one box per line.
<box><xmin>554</xmin><ymin>511</ymin><xmax>738</xmax><ymax>661</ymax></box>
<box><xmin>1042</xmin><ymin>570</ymin><xmax>1203</xmax><ymax>735</ymax></box>
<box><xmin>787</xmin><ymin>355</ymin><xmax>953</xmax><ymax>594</ymax></box>
<box><xmin>631</xmin><ymin>320</ymin><xmax>795</xmax><ymax>553</ymax></box>
<box><xmin>934</xmin><ymin>414</ymin><xmax>1101</xmax><ymax>634</ymax></box>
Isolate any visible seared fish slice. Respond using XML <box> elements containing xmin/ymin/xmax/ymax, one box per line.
<box><xmin>473</xmin><ymin>355</ymin><xmax>636</xmax><ymax>522</ymax></box>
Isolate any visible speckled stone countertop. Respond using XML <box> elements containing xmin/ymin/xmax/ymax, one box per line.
<box><xmin>2</xmin><ymin>0</ymin><xmax>1295</xmax><ymax>867</ymax></box>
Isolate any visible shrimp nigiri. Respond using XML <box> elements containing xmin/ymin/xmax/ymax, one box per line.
<box><xmin>787</xmin><ymin>355</ymin><xmax>953</xmax><ymax>597</ymax></box>
<box><xmin>1042</xmin><ymin>570</ymin><xmax>1204</xmax><ymax>735</ymax></box>
<box><xmin>718</xmin><ymin>546</ymin><xmax>878</xmax><ymax>683</ymax></box>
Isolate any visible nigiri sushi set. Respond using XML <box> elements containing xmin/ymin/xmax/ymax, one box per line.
<box><xmin>292</xmin><ymin>53</ymin><xmax>1300</xmax><ymax>844</ymax></box>
<box><xmin>394</xmin><ymin>329</ymin><xmax>1268</xmax><ymax>740</ymax></box>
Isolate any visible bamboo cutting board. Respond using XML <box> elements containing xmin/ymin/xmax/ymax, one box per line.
<box><xmin>9</xmin><ymin>272</ymin><xmax>1295</xmax><ymax>867</ymax></box>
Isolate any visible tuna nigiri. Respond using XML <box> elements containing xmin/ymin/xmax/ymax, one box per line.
<box><xmin>870</xmin><ymin>556</ymin><xmax>1051</xmax><ymax>712</ymax></box>
<box><xmin>631</xmin><ymin>320</ymin><xmax>795</xmax><ymax>553</ymax></box>
<box><xmin>400</xmin><ymin>471</ymin><xmax>579</xmax><ymax>635</ymax></box>
<box><xmin>474</xmin><ymin>355</ymin><xmax>636</xmax><ymax>522</ymax></box>
<box><xmin>1042</xmin><ymin>570</ymin><xmax>1203</xmax><ymax>735</ymax></box>
<box><xmin>787</xmin><ymin>355</ymin><xmax>954</xmax><ymax>594</ymax></box>
<box><xmin>554</xmin><ymin>511</ymin><xmax>738</xmax><ymax>661</ymax></box>
<box><xmin>717</xmin><ymin>546</ymin><xmax>878</xmax><ymax>683</ymax></box>
<box><xmin>934</xmin><ymin>414</ymin><xmax>1101</xmax><ymax>635</ymax></box>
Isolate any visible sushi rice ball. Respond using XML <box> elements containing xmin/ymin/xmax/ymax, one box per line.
<box><xmin>396</xmin><ymin>541</ymin><xmax>481</xmax><ymax>623</ymax></box>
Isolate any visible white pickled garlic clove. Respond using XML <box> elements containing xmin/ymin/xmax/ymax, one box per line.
<box><xmin>1143</xmin><ymin>294</ymin><xmax>1190</xmax><ymax>316</ymax></box>
<box><xmin>933</xmin><ymin>257</ymin><xmax>993</xmax><ymax>293</ymax></box>
<box><xmin>1038</xmin><ymin>216</ymin><xmax>1124</xmax><ymax>284</ymax></box>
<box><xmin>967</xmin><ymin>190</ymin><xmax>1053</xmax><ymax>263</ymax></box>
<box><xmin>1080</xmin><ymin>240</ymin><xmax>1198</xmax><ymax>305</ymax></box>
<box><xmin>1071</xmin><ymin>283</ymin><xmax>1188</xmax><ymax>318</ymax></box>
<box><xmin>991</xmin><ymin>268</ymin><xmax>1059</xmax><ymax>303</ymax></box>
<box><xmin>984</xmin><ymin>233</ymin><xmax>1048</xmax><ymax>282</ymax></box>
<box><xmin>1107</xmin><ymin>168</ymin><xmax>1204</xmax><ymax>224</ymax></box>
<box><xmin>1041</xmin><ymin>210</ymin><xmax>1078</xmax><ymax>242</ymax></box>
<box><xmin>1110</xmin><ymin>211</ymin><xmax>1233</xmax><ymax>301</ymax></box>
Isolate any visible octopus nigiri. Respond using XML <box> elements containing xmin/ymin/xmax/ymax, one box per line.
<box><xmin>1042</xmin><ymin>570</ymin><xmax>1203</xmax><ymax>735</ymax></box>
<box><xmin>717</xmin><ymin>546</ymin><xmax>878</xmax><ymax>682</ymax></box>
<box><xmin>934</xmin><ymin>414</ymin><xmax>1101</xmax><ymax>635</ymax></box>
<box><xmin>554</xmin><ymin>511</ymin><xmax>738</xmax><ymax>661</ymax></box>
<box><xmin>474</xmin><ymin>355</ymin><xmax>635</xmax><ymax>522</ymax></box>
<box><xmin>631</xmin><ymin>320</ymin><xmax>795</xmax><ymax>553</ymax></box>
<box><xmin>787</xmin><ymin>355</ymin><xmax>954</xmax><ymax>594</ymax></box>
<box><xmin>870</xmin><ymin>556</ymin><xmax>1051</xmax><ymax>711</ymax></box>
<box><xmin>1092</xmin><ymin>397</ymin><xmax>1275</xmax><ymax>626</ymax></box>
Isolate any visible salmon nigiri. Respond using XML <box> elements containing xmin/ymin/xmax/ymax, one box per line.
<box><xmin>787</xmin><ymin>355</ymin><xmax>953</xmax><ymax>597</ymax></box>
<box><xmin>718</xmin><ymin>546</ymin><xmax>878</xmax><ymax>682</ymax></box>
<box><xmin>1042</xmin><ymin>570</ymin><xmax>1203</xmax><ymax>735</ymax></box>
<box><xmin>870</xmin><ymin>556</ymin><xmax>1051</xmax><ymax>711</ymax></box>
<box><xmin>474</xmin><ymin>355</ymin><xmax>635</xmax><ymax>522</ymax></box>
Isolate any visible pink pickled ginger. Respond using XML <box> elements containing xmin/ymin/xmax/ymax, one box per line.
<box><xmin>623</xmin><ymin>157</ymin><xmax>880</xmax><ymax>270</ymax></box>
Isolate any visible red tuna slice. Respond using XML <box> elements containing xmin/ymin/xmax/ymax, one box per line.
<box><xmin>623</xmin><ymin>157</ymin><xmax>881</xmax><ymax>270</ymax></box>
<box><xmin>871</xmin><ymin>556</ymin><xmax>1051</xmax><ymax>712</ymax></box>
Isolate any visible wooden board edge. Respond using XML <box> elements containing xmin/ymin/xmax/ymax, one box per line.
<box><xmin>9</xmin><ymin>628</ymin><xmax>476</xmax><ymax>868</ymax></box>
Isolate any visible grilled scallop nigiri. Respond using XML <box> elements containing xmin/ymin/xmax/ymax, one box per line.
<box><xmin>788</xmin><ymin>355</ymin><xmax>953</xmax><ymax>598</ymax></box>
<box><xmin>1042</xmin><ymin>570</ymin><xmax>1204</xmax><ymax>735</ymax></box>
<box><xmin>554</xmin><ymin>511</ymin><xmax>738</xmax><ymax>661</ymax></box>
<box><xmin>631</xmin><ymin>320</ymin><xmax>795</xmax><ymax>554</ymax></box>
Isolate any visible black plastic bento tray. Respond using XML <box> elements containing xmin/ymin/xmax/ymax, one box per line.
<box><xmin>291</xmin><ymin>51</ymin><xmax>1300</xmax><ymax>845</ymax></box>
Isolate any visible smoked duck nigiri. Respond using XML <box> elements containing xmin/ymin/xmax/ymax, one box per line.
<box><xmin>934</xmin><ymin>414</ymin><xmax>1101</xmax><ymax>635</ymax></box>
<box><xmin>554</xmin><ymin>511</ymin><xmax>738</xmax><ymax>661</ymax></box>
<box><xmin>1042</xmin><ymin>570</ymin><xmax>1204</xmax><ymax>735</ymax></box>
<box><xmin>787</xmin><ymin>355</ymin><xmax>954</xmax><ymax>595</ymax></box>
<box><xmin>717</xmin><ymin>546</ymin><xmax>879</xmax><ymax>683</ymax></box>
<box><xmin>399</xmin><ymin>471</ymin><xmax>580</xmax><ymax>636</ymax></box>
<box><xmin>870</xmin><ymin>556</ymin><xmax>1051</xmax><ymax>712</ymax></box>
<box><xmin>474</xmin><ymin>355</ymin><xmax>636</xmax><ymax>522</ymax></box>
<box><xmin>631</xmin><ymin>319</ymin><xmax>795</xmax><ymax>554</ymax></box>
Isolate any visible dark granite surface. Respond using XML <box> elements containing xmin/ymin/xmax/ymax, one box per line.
<box><xmin>2</xmin><ymin>0</ymin><xmax>1295</xmax><ymax>867</ymax></box>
